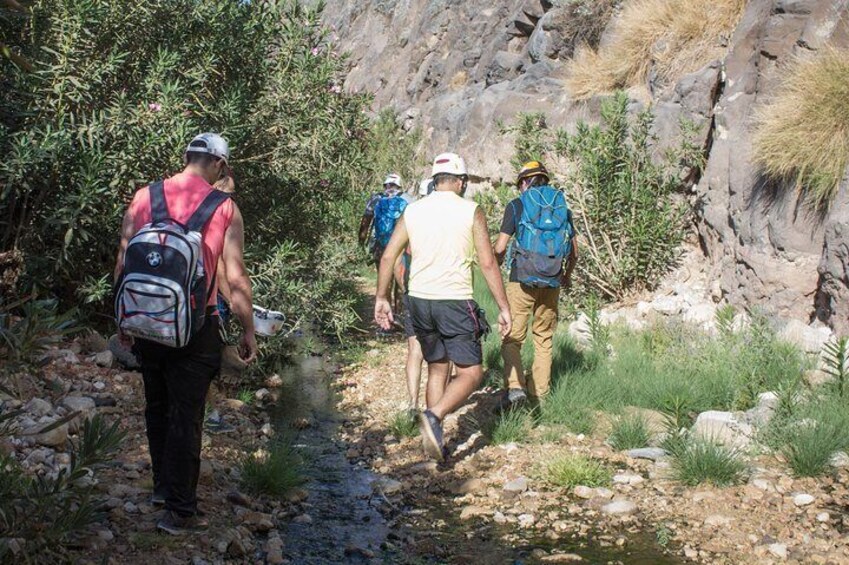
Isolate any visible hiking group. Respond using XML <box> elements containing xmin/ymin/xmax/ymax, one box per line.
<box><xmin>110</xmin><ymin>131</ymin><xmax>576</xmax><ymax>535</ymax></box>
<box><xmin>370</xmin><ymin>154</ymin><xmax>577</xmax><ymax>461</ymax></box>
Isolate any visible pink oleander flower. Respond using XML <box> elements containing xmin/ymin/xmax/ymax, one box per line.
<box><xmin>148</xmin><ymin>103</ymin><xmax>162</xmax><ymax>112</ymax></box>
<box><xmin>311</xmin><ymin>47</ymin><xmax>319</xmax><ymax>56</ymax></box>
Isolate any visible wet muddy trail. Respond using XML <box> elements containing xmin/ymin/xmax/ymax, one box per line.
<box><xmin>269</xmin><ymin>350</ymin><xmax>682</xmax><ymax>564</ymax></box>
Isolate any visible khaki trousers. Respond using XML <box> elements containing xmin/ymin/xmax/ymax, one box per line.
<box><xmin>501</xmin><ymin>282</ymin><xmax>559</xmax><ymax>399</ymax></box>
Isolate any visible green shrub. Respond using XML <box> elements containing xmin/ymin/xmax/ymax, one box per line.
<box><xmin>240</xmin><ymin>437</ymin><xmax>304</xmax><ymax>496</ymax></box>
<box><xmin>0</xmin><ymin>298</ymin><xmax>78</xmax><ymax>369</ymax></box>
<box><xmin>501</xmin><ymin>94</ymin><xmax>690</xmax><ymax>305</ymax></box>
<box><xmin>762</xmin><ymin>394</ymin><xmax>849</xmax><ymax>476</ymax></box>
<box><xmin>388</xmin><ymin>410</ymin><xmax>419</xmax><ymax>440</ymax></box>
<box><xmin>669</xmin><ymin>437</ymin><xmax>747</xmax><ymax>487</ymax></box>
<box><xmin>822</xmin><ymin>336</ymin><xmax>849</xmax><ymax>398</ymax></box>
<box><xmin>1</xmin><ymin>0</ymin><xmax>415</xmax><ymax>336</ymax></box>
<box><xmin>0</xmin><ymin>415</ymin><xmax>125</xmax><ymax>561</ymax></box>
<box><xmin>781</xmin><ymin>420</ymin><xmax>845</xmax><ymax>477</ymax></box>
<box><xmin>543</xmin><ymin>454</ymin><xmax>611</xmax><ymax>488</ymax></box>
<box><xmin>491</xmin><ymin>409</ymin><xmax>534</xmax><ymax>445</ymax></box>
<box><xmin>608</xmin><ymin>413</ymin><xmax>651</xmax><ymax>451</ymax></box>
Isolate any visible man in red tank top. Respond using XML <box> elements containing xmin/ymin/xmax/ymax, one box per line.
<box><xmin>113</xmin><ymin>133</ymin><xmax>257</xmax><ymax>534</ymax></box>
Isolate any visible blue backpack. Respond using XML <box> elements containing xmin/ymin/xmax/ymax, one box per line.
<box><xmin>373</xmin><ymin>195</ymin><xmax>407</xmax><ymax>247</ymax></box>
<box><xmin>513</xmin><ymin>185</ymin><xmax>573</xmax><ymax>288</ymax></box>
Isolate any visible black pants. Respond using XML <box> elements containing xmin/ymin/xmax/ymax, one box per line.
<box><xmin>134</xmin><ymin>316</ymin><xmax>221</xmax><ymax>517</ymax></box>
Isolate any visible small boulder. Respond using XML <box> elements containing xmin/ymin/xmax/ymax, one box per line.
<box><xmin>601</xmin><ymin>499</ymin><xmax>637</xmax><ymax>516</ymax></box>
<box><xmin>503</xmin><ymin>476</ymin><xmax>529</xmax><ymax>494</ymax></box>
<box><xmin>779</xmin><ymin>320</ymin><xmax>831</xmax><ymax>354</ymax></box>
<box><xmin>372</xmin><ymin>477</ymin><xmax>403</xmax><ymax>496</ymax></box>
<box><xmin>573</xmin><ymin>486</ymin><xmax>594</xmax><ymax>499</ymax></box>
<box><xmin>459</xmin><ymin>506</ymin><xmax>492</xmax><ymax>520</ymax></box>
<box><xmin>767</xmin><ymin>543</ymin><xmax>788</xmax><ymax>559</ymax></box>
<box><xmin>625</xmin><ymin>448</ymin><xmax>667</xmax><ymax>461</ymax></box>
<box><xmin>25</xmin><ymin>420</ymin><xmax>68</xmax><ymax>447</ymax></box>
<box><xmin>242</xmin><ymin>511</ymin><xmax>275</xmax><ymax>533</ymax></box>
<box><xmin>94</xmin><ymin>350</ymin><xmax>115</xmax><ymax>368</ymax></box>
<box><xmin>793</xmin><ymin>493</ymin><xmax>814</xmax><ymax>507</ymax></box>
<box><xmin>612</xmin><ymin>473</ymin><xmax>644</xmax><ymax>486</ymax></box>
<box><xmin>221</xmin><ymin>399</ymin><xmax>247</xmax><ymax>412</ymax></box>
<box><xmin>255</xmin><ymin>388</ymin><xmax>270</xmax><ymax>401</ymax></box>
<box><xmin>25</xmin><ymin>398</ymin><xmax>53</xmax><ymax>417</ymax></box>
<box><xmin>265</xmin><ymin>374</ymin><xmax>283</xmax><ymax>388</ymax></box>
<box><xmin>692</xmin><ymin>410</ymin><xmax>752</xmax><ymax>448</ymax></box>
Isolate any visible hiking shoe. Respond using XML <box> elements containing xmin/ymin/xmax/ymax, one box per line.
<box><xmin>156</xmin><ymin>510</ymin><xmax>208</xmax><ymax>535</ymax></box>
<box><xmin>418</xmin><ymin>410</ymin><xmax>444</xmax><ymax>461</ymax></box>
<box><xmin>496</xmin><ymin>388</ymin><xmax>527</xmax><ymax>414</ymax></box>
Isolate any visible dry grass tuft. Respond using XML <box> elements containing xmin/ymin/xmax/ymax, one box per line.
<box><xmin>753</xmin><ymin>46</ymin><xmax>849</xmax><ymax>207</ymax></box>
<box><xmin>567</xmin><ymin>0</ymin><xmax>746</xmax><ymax>99</ymax></box>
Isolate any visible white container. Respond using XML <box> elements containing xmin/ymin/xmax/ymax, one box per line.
<box><xmin>253</xmin><ymin>306</ymin><xmax>286</xmax><ymax>337</ymax></box>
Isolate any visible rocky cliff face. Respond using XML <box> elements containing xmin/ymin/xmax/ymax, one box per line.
<box><xmin>323</xmin><ymin>0</ymin><xmax>849</xmax><ymax>329</ymax></box>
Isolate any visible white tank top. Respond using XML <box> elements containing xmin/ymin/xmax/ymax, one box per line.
<box><xmin>405</xmin><ymin>191</ymin><xmax>478</xmax><ymax>300</ymax></box>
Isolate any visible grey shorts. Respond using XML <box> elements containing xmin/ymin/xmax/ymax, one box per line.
<box><xmin>401</xmin><ymin>294</ymin><xmax>416</xmax><ymax>338</ymax></box>
<box><xmin>407</xmin><ymin>296</ymin><xmax>490</xmax><ymax>366</ymax></box>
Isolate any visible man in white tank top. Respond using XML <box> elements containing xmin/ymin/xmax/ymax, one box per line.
<box><xmin>374</xmin><ymin>153</ymin><xmax>512</xmax><ymax>461</ymax></box>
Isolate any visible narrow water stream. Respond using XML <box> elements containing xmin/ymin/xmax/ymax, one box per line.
<box><xmin>269</xmin><ymin>353</ymin><xmax>683</xmax><ymax>564</ymax></box>
<box><xmin>269</xmin><ymin>355</ymin><xmax>389</xmax><ymax>563</ymax></box>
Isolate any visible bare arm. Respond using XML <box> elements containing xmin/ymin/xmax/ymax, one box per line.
<box><xmin>222</xmin><ymin>204</ymin><xmax>257</xmax><ymax>363</ymax></box>
<box><xmin>493</xmin><ymin>232</ymin><xmax>511</xmax><ymax>266</ymax></box>
<box><xmin>374</xmin><ymin>217</ymin><xmax>409</xmax><ymax>329</ymax></box>
<box><xmin>473</xmin><ymin>208</ymin><xmax>512</xmax><ymax>337</ymax></box>
<box><xmin>113</xmin><ymin>207</ymin><xmax>137</xmax><ymax>283</ymax></box>
<box><xmin>561</xmin><ymin>237</ymin><xmax>579</xmax><ymax>288</ymax></box>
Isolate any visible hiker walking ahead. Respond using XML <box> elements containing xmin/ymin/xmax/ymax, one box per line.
<box><xmin>375</xmin><ymin>153</ymin><xmax>512</xmax><ymax>460</ymax></box>
<box><xmin>113</xmin><ymin>133</ymin><xmax>257</xmax><ymax>534</ymax></box>
<box><xmin>359</xmin><ymin>173</ymin><xmax>407</xmax><ymax>313</ymax></box>
<box><xmin>494</xmin><ymin>161</ymin><xmax>577</xmax><ymax>410</ymax></box>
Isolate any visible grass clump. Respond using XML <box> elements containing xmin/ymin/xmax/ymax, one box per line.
<box><xmin>567</xmin><ymin>0</ymin><xmax>746</xmax><ymax>99</ymax></box>
<box><xmin>544</xmin><ymin>454</ymin><xmax>612</xmax><ymax>488</ymax></box>
<box><xmin>388</xmin><ymin>410</ymin><xmax>419</xmax><ymax>439</ymax></box>
<box><xmin>491</xmin><ymin>409</ymin><xmax>534</xmax><ymax>445</ymax></box>
<box><xmin>240</xmin><ymin>438</ymin><xmax>304</xmax><ymax>496</ymax></box>
<box><xmin>753</xmin><ymin>47</ymin><xmax>849</xmax><ymax>207</ymax></box>
<box><xmin>608</xmin><ymin>413</ymin><xmax>651</xmax><ymax>451</ymax></box>
<box><xmin>781</xmin><ymin>420</ymin><xmax>845</xmax><ymax>478</ymax></box>
<box><xmin>763</xmin><ymin>394</ymin><xmax>849</xmax><ymax>477</ymax></box>
<box><xmin>668</xmin><ymin>437</ymin><xmax>747</xmax><ymax>487</ymax></box>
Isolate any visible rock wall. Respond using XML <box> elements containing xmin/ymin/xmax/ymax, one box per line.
<box><xmin>323</xmin><ymin>0</ymin><xmax>849</xmax><ymax>329</ymax></box>
<box><xmin>696</xmin><ymin>0</ymin><xmax>849</xmax><ymax>326</ymax></box>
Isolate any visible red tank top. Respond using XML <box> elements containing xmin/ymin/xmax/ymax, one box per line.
<box><xmin>127</xmin><ymin>172</ymin><xmax>235</xmax><ymax>306</ymax></box>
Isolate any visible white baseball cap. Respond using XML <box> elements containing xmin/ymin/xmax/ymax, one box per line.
<box><xmin>431</xmin><ymin>153</ymin><xmax>467</xmax><ymax>177</ymax></box>
<box><xmin>185</xmin><ymin>133</ymin><xmax>230</xmax><ymax>165</ymax></box>
<box><xmin>383</xmin><ymin>173</ymin><xmax>402</xmax><ymax>187</ymax></box>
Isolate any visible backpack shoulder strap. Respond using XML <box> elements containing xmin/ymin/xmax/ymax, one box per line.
<box><xmin>187</xmin><ymin>190</ymin><xmax>231</xmax><ymax>232</ymax></box>
<box><xmin>148</xmin><ymin>180</ymin><xmax>168</xmax><ymax>223</ymax></box>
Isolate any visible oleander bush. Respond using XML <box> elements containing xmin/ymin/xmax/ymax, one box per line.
<box><xmin>0</xmin><ymin>0</ymin><xmax>415</xmax><ymax>335</ymax></box>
